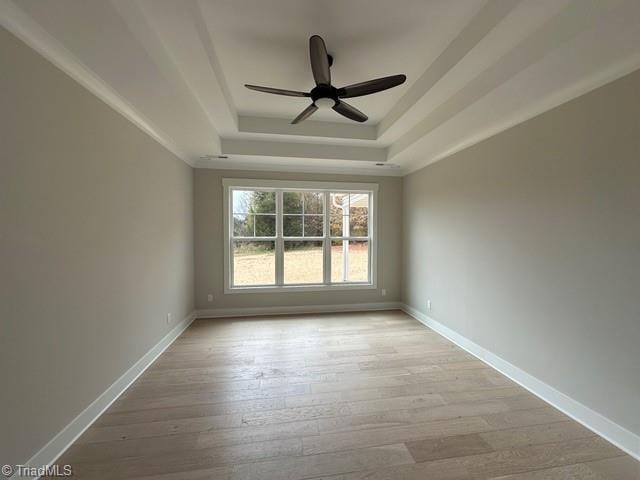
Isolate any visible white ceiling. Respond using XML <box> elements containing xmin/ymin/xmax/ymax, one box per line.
<box><xmin>2</xmin><ymin>0</ymin><xmax>640</xmax><ymax>176</ymax></box>
<box><xmin>201</xmin><ymin>0</ymin><xmax>482</xmax><ymax>123</ymax></box>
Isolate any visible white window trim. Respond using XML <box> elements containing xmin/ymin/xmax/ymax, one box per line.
<box><xmin>223</xmin><ymin>178</ymin><xmax>378</xmax><ymax>294</ymax></box>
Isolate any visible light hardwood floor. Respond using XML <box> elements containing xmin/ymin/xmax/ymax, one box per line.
<box><xmin>55</xmin><ymin>310</ymin><xmax>639</xmax><ymax>479</ymax></box>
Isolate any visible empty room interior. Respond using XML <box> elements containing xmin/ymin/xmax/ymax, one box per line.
<box><xmin>2</xmin><ymin>1</ymin><xmax>640</xmax><ymax>478</ymax></box>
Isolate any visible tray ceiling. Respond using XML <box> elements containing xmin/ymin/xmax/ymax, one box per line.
<box><xmin>2</xmin><ymin>0</ymin><xmax>640</xmax><ymax>175</ymax></box>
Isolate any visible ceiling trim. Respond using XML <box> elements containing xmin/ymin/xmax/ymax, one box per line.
<box><xmin>238</xmin><ymin>116</ymin><xmax>377</xmax><ymax>142</ymax></box>
<box><xmin>110</xmin><ymin>0</ymin><xmax>222</xmax><ymax>154</ymax></box>
<box><xmin>5</xmin><ymin>0</ymin><xmax>639</xmax><ymax>178</ymax></box>
<box><xmin>189</xmin><ymin>0</ymin><xmax>238</xmax><ymax>131</ymax></box>
<box><xmin>221</xmin><ymin>138</ymin><xmax>387</xmax><ymax>163</ymax></box>
<box><xmin>388</xmin><ymin>0</ymin><xmax>626</xmax><ymax>160</ymax></box>
<box><xmin>378</xmin><ymin>0</ymin><xmax>521</xmax><ymax>139</ymax></box>
<box><xmin>0</xmin><ymin>0</ymin><xmax>194</xmax><ymax>166</ymax></box>
<box><xmin>194</xmin><ymin>157</ymin><xmax>402</xmax><ymax>177</ymax></box>
<box><xmin>401</xmin><ymin>51</ymin><xmax>640</xmax><ymax>175</ymax></box>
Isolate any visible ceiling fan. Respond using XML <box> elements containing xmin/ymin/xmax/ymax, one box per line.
<box><xmin>245</xmin><ymin>35</ymin><xmax>407</xmax><ymax>124</ymax></box>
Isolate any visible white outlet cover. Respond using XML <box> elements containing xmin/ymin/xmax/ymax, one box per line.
<box><xmin>167</xmin><ymin>313</ymin><xmax>172</xmax><ymax>324</ymax></box>
<box><xmin>381</xmin><ymin>289</ymin><xmax>386</xmax><ymax>296</ymax></box>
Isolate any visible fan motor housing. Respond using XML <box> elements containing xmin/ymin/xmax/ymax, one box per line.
<box><xmin>310</xmin><ymin>84</ymin><xmax>338</xmax><ymax>103</ymax></box>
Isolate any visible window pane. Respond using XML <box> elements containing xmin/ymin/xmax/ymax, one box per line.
<box><xmin>331</xmin><ymin>240</ymin><xmax>369</xmax><ymax>283</ymax></box>
<box><xmin>331</xmin><ymin>240</ymin><xmax>344</xmax><ymax>283</ymax></box>
<box><xmin>233</xmin><ymin>241</ymin><xmax>275</xmax><ymax>286</ymax></box>
<box><xmin>255</xmin><ymin>215</ymin><xmax>276</xmax><ymax>236</ymax></box>
<box><xmin>330</xmin><ymin>215</ymin><xmax>345</xmax><ymax>237</ymax></box>
<box><xmin>303</xmin><ymin>192</ymin><xmax>323</xmax><ymax>214</ymax></box>
<box><xmin>349</xmin><ymin>211</ymin><xmax>368</xmax><ymax>237</ymax></box>
<box><xmin>232</xmin><ymin>190</ymin><xmax>253</xmax><ymax>214</ymax></box>
<box><xmin>233</xmin><ymin>190</ymin><xmax>275</xmax><ymax>214</ymax></box>
<box><xmin>233</xmin><ymin>214</ymin><xmax>253</xmax><ymax>236</ymax></box>
<box><xmin>348</xmin><ymin>240</ymin><xmax>369</xmax><ymax>282</ymax></box>
<box><xmin>350</xmin><ymin>215</ymin><xmax>368</xmax><ymax>237</ymax></box>
<box><xmin>252</xmin><ymin>191</ymin><xmax>276</xmax><ymax>213</ymax></box>
<box><xmin>304</xmin><ymin>215</ymin><xmax>324</xmax><ymax>237</ymax></box>
<box><xmin>330</xmin><ymin>192</ymin><xmax>348</xmax><ymax>237</ymax></box>
<box><xmin>330</xmin><ymin>192</ymin><xmax>348</xmax><ymax>211</ymax></box>
<box><xmin>283</xmin><ymin>215</ymin><xmax>302</xmax><ymax>237</ymax></box>
<box><xmin>283</xmin><ymin>192</ymin><xmax>302</xmax><ymax>214</ymax></box>
<box><xmin>349</xmin><ymin>193</ymin><xmax>369</xmax><ymax>236</ymax></box>
<box><xmin>284</xmin><ymin>241</ymin><xmax>323</xmax><ymax>284</ymax></box>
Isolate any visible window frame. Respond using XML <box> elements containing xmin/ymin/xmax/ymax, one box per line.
<box><xmin>223</xmin><ymin>178</ymin><xmax>378</xmax><ymax>294</ymax></box>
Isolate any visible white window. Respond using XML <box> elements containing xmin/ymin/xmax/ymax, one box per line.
<box><xmin>223</xmin><ymin>179</ymin><xmax>377</xmax><ymax>293</ymax></box>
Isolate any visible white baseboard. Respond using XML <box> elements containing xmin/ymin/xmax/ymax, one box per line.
<box><xmin>400</xmin><ymin>303</ymin><xmax>640</xmax><ymax>461</ymax></box>
<box><xmin>14</xmin><ymin>311</ymin><xmax>197</xmax><ymax>480</ymax></box>
<box><xmin>196</xmin><ymin>301</ymin><xmax>401</xmax><ymax>319</ymax></box>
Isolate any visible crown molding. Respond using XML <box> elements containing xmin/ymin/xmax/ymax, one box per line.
<box><xmin>193</xmin><ymin>157</ymin><xmax>403</xmax><ymax>177</ymax></box>
<box><xmin>378</xmin><ymin>0</ymin><xmax>520</xmax><ymax>139</ymax></box>
<box><xmin>0</xmin><ymin>0</ymin><xmax>195</xmax><ymax>167</ymax></box>
<box><xmin>110</xmin><ymin>0</ymin><xmax>224</xmax><ymax>151</ymax></box>
<box><xmin>401</xmin><ymin>53</ymin><xmax>640</xmax><ymax>175</ymax></box>
<box><xmin>388</xmin><ymin>0</ymin><xmax>632</xmax><ymax>160</ymax></box>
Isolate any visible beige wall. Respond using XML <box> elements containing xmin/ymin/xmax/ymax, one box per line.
<box><xmin>194</xmin><ymin>169</ymin><xmax>402</xmax><ymax>310</ymax></box>
<box><xmin>402</xmin><ymin>69</ymin><xmax>640</xmax><ymax>436</ymax></box>
<box><xmin>0</xmin><ymin>27</ymin><xmax>195</xmax><ymax>465</ymax></box>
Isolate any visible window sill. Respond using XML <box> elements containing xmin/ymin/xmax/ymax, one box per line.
<box><xmin>224</xmin><ymin>283</ymin><xmax>377</xmax><ymax>294</ymax></box>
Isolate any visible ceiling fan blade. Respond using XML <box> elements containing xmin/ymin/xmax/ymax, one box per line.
<box><xmin>338</xmin><ymin>74</ymin><xmax>406</xmax><ymax>98</ymax></box>
<box><xmin>309</xmin><ymin>35</ymin><xmax>331</xmax><ymax>86</ymax></box>
<box><xmin>333</xmin><ymin>100</ymin><xmax>368</xmax><ymax>123</ymax></box>
<box><xmin>291</xmin><ymin>103</ymin><xmax>319</xmax><ymax>124</ymax></box>
<box><xmin>245</xmin><ymin>84</ymin><xmax>309</xmax><ymax>97</ymax></box>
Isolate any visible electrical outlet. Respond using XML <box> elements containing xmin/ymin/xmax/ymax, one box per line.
<box><xmin>381</xmin><ymin>288</ymin><xmax>386</xmax><ymax>296</ymax></box>
<box><xmin>207</xmin><ymin>294</ymin><xmax>213</xmax><ymax>302</ymax></box>
<box><xmin>166</xmin><ymin>313</ymin><xmax>172</xmax><ymax>324</ymax></box>
<box><xmin>427</xmin><ymin>300</ymin><xmax>432</xmax><ymax>311</ymax></box>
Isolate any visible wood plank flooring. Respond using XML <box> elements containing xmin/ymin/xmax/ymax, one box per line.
<box><xmin>54</xmin><ymin>310</ymin><xmax>639</xmax><ymax>479</ymax></box>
